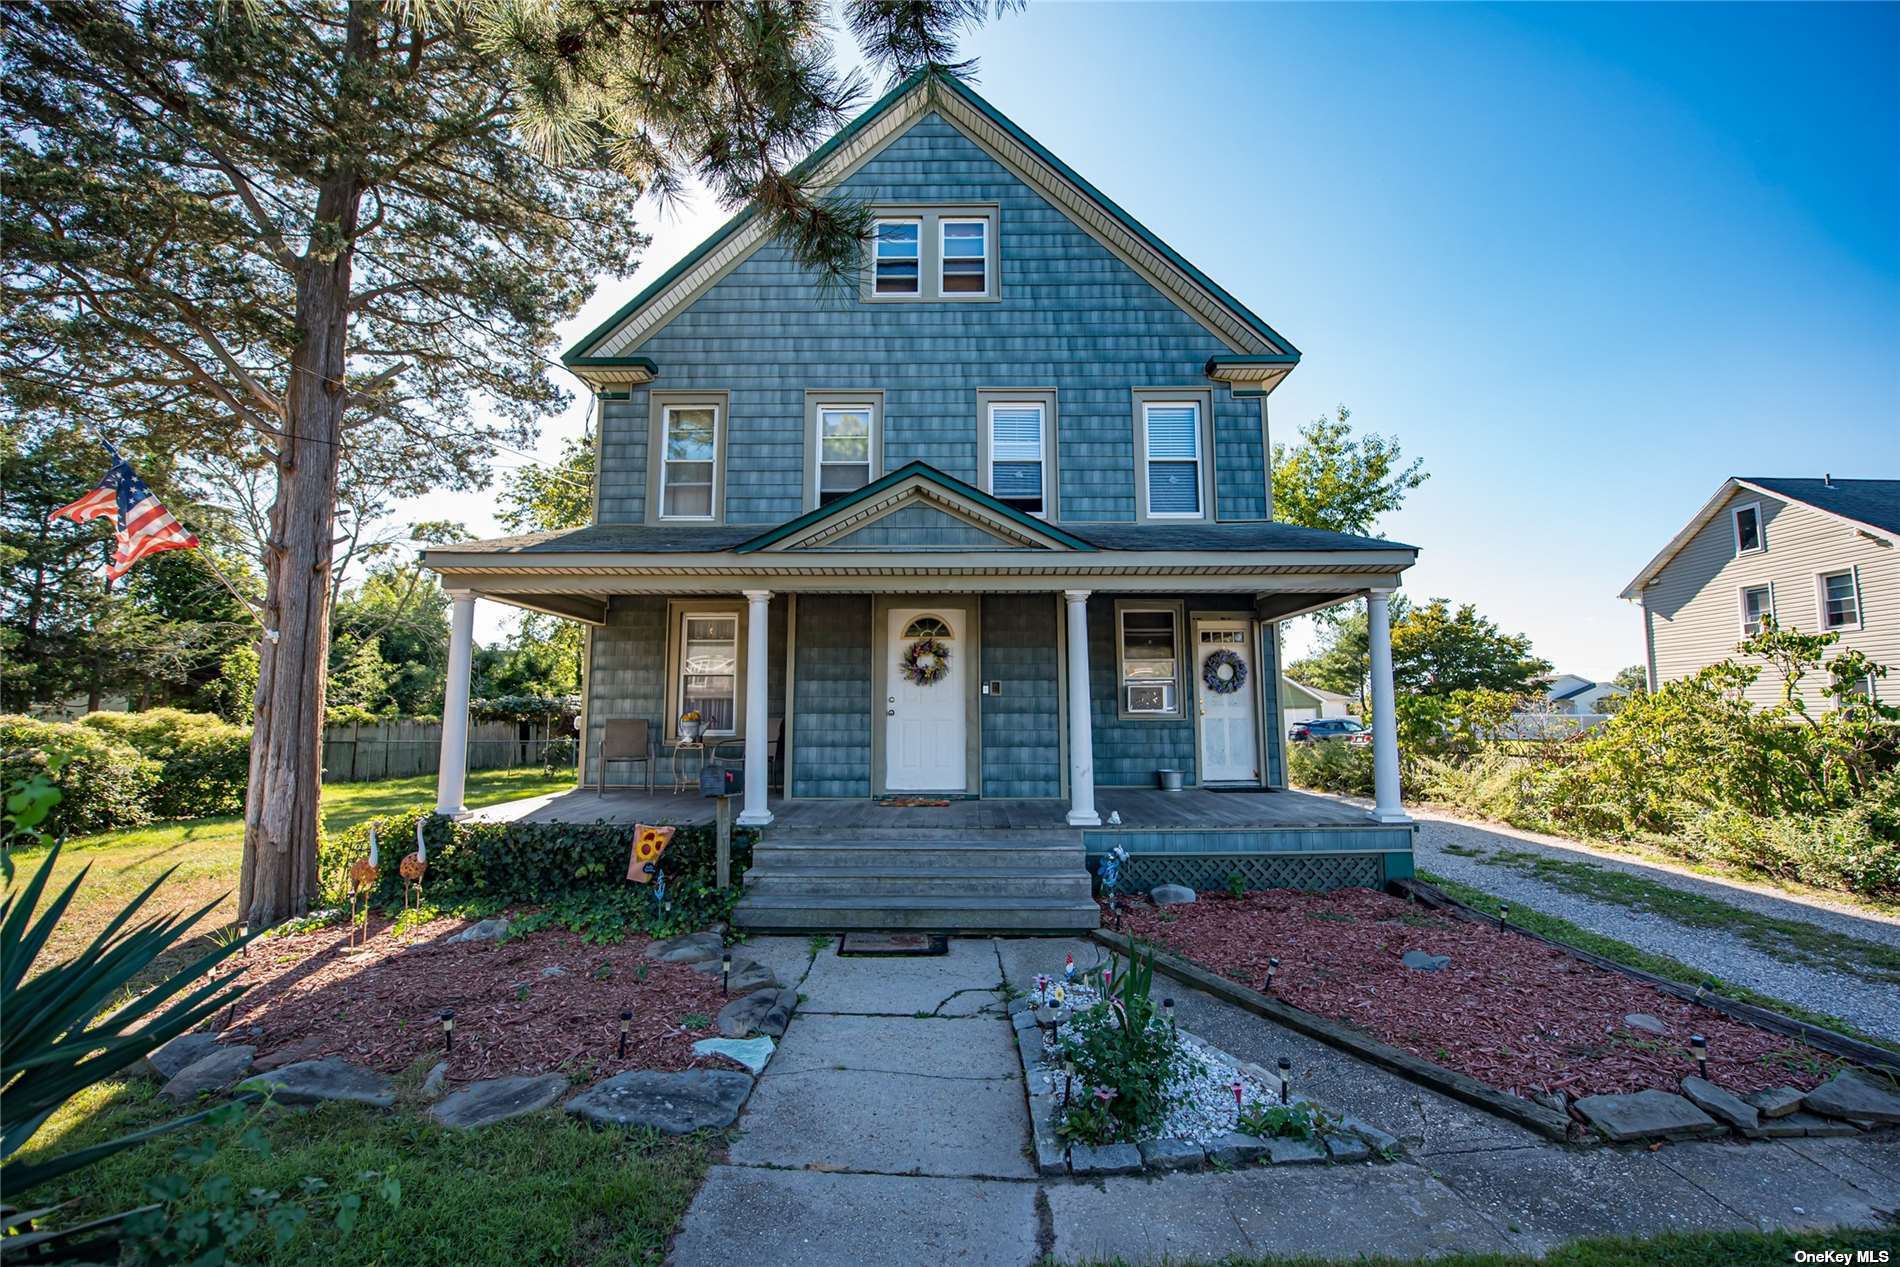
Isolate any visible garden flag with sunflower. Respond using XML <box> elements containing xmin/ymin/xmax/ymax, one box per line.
<box><xmin>628</xmin><ymin>823</ymin><xmax>676</xmax><ymax>883</ymax></box>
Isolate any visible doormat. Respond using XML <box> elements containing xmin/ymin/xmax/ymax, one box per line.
<box><xmin>876</xmin><ymin>797</ymin><xmax>953</xmax><ymax>808</ymax></box>
<box><xmin>838</xmin><ymin>932</ymin><xmax>950</xmax><ymax>956</ymax></box>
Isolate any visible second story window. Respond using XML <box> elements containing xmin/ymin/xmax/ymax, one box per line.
<box><xmin>941</xmin><ymin>219</ymin><xmax>988</xmax><ymax>294</ymax></box>
<box><xmin>1142</xmin><ymin>401</ymin><xmax>1204</xmax><ymax>518</ymax></box>
<box><xmin>660</xmin><ymin>403</ymin><xmax>718</xmax><ymax>520</ymax></box>
<box><xmin>987</xmin><ymin>402</ymin><xmax>1046</xmax><ymax>516</ymax></box>
<box><xmin>873</xmin><ymin>219</ymin><xmax>920</xmax><ymax>295</ymax></box>
<box><xmin>1740</xmin><ymin>584</ymin><xmax>1773</xmax><ymax>638</ymax></box>
<box><xmin>1820</xmin><ymin>569</ymin><xmax>1861</xmax><ymax>630</ymax></box>
<box><xmin>1733</xmin><ymin>502</ymin><xmax>1764</xmax><ymax>554</ymax></box>
<box><xmin>817</xmin><ymin>404</ymin><xmax>873</xmax><ymax>505</ymax></box>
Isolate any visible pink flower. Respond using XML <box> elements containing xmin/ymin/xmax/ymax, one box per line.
<box><xmin>1094</xmin><ymin>1087</ymin><xmax>1117</xmax><ymax>1104</ymax></box>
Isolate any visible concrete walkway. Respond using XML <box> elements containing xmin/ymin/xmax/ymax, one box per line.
<box><xmin>668</xmin><ymin>936</ymin><xmax>1900</xmax><ymax>1267</ymax></box>
<box><xmin>1409</xmin><ymin>809</ymin><xmax>1900</xmax><ymax>1041</ymax></box>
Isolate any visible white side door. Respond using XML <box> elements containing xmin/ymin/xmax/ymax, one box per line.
<box><xmin>885</xmin><ymin>607</ymin><xmax>966</xmax><ymax>792</ymax></box>
<box><xmin>1196</xmin><ymin>619</ymin><xmax>1260</xmax><ymax>784</ymax></box>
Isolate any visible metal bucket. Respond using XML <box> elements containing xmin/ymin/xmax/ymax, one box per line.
<box><xmin>1155</xmin><ymin>768</ymin><xmax>1184</xmax><ymax>792</ymax></box>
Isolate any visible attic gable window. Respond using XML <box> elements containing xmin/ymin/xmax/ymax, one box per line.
<box><xmin>1733</xmin><ymin>502</ymin><xmax>1764</xmax><ymax>555</ymax></box>
<box><xmin>864</xmin><ymin>206</ymin><xmax>999</xmax><ymax>302</ymax></box>
<box><xmin>873</xmin><ymin>219</ymin><xmax>920</xmax><ymax>295</ymax></box>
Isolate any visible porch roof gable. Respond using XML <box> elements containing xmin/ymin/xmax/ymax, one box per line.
<box><xmin>734</xmin><ymin>462</ymin><xmax>1095</xmax><ymax>553</ymax></box>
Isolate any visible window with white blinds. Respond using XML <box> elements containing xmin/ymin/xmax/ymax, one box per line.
<box><xmin>1143</xmin><ymin>401</ymin><xmax>1203</xmax><ymax>518</ymax></box>
<box><xmin>988</xmin><ymin>401</ymin><xmax>1045</xmax><ymax>515</ymax></box>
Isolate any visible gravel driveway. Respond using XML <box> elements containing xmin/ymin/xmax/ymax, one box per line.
<box><xmin>1410</xmin><ymin>809</ymin><xmax>1900</xmax><ymax>1043</ymax></box>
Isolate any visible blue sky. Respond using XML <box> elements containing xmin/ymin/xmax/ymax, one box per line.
<box><xmin>421</xmin><ymin>2</ymin><xmax>1899</xmax><ymax>676</ymax></box>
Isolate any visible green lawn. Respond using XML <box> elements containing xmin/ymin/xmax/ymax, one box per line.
<box><xmin>10</xmin><ymin>767</ymin><xmax>575</xmax><ymax>972</ymax></box>
<box><xmin>20</xmin><ymin>1076</ymin><xmax>708</xmax><ymax>1267</ymax></box>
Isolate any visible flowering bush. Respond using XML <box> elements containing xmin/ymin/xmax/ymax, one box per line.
<box><xmin>1053</xmin><ymin>943</ymin><xmax>1182</xmax><ymax>1143</ymax></box>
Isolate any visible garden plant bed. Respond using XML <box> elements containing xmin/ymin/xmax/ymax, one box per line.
<box><xmin>204</xmin><ymin>913</ymin><xmax>743</xmax><ymax>1087</ymax></box>
<box><xmin>1109</xmin><ymin>887</ymin><xmax>1843</xmax><ymax>1103</ymax></box>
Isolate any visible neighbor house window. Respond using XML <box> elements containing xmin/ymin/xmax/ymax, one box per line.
<box><xmin>873</xmin><ymin>219</ymin><xmax>920</xmax><ymax>295</ymax></box>
<box><xmin>659</xmin><ymin>403</ymin><xmax>719</xmax><ymax>520</ymax></box>
<box><xmin>816</xmin><ymin>404</ymin><xmax>874</xmax><ymax>505</ymax></box>
<box><xmin>940</xmin><ymin>218</ymin><xmax>988</xmax><ymax>295</ymax></box>
<box><xmin>987</xmin><ymin>401</ymin><xmax>1046</xmax><ymax>516</ymax></box>
<box><xmin>1819</xmin><ymin>569</ymin><xmax>1861</xmax><ymax>630</ymax></box>
<box><xmin>1142</xmin><ymin>401</ymin><xmax>1204</xmax><ymax>518</ymax></box>
<box><xmin>1118</xmin><ymin>606</ymin><xmax>1182</xmax><ymax>718</ymax></box>
<box><xmin>678</xmin><ymin>613</ymin><xmax>739</xmax><ymax>736</ymax></box>
<box><xmin>1740</xmin><ymin>584</ymin><xmax>1773</xmax><ymax>638</ymax></box>
<box><xmin>1733</xmin><ymin>502</ymin><xmax>1764</xmax><ymax>554</ymax></box>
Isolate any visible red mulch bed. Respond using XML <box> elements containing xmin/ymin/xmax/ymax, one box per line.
<box><xmin>204</xmin><ymin>914</ymin><xmax>735</xmax><ymax>1090</ymax></box>
<box><xmin>1113</xmin><ymin>888</ymin><xmax>1839</xmax><ymax>1101</ymax></box>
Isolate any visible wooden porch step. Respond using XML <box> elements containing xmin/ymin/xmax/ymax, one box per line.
<box><xmin>742</xmin><ymin>866</ymin><xmax>1094</xmax><ymax>900</ymax></box>
<box><xmin>732</xmin><ymin>894</ymin><xmax>1101</xmax><ymax>933</ymax></box>
<box><xmin>751</xmin><ymin>842</ymin><xmax>1086</xmax><ymax>871</ymax></box>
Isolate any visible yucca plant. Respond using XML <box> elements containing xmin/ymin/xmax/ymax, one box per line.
<box><xmin>2</xmin><ymin>803</ymin><xmax>255</xmax><ymax>1256</ymax></box>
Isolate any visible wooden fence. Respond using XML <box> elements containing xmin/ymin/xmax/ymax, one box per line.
<box><xmin>321</xmin><ymin>719</ymin><xmax>574</xmax><ymax>782</ymax></box>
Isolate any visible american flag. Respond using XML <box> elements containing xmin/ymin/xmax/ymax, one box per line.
<box><xmin>48</xmin><ymin>443</ymin><xmax>199</xmax><ymax>580</ymax></box>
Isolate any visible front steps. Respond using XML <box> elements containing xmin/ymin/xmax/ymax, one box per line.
<box><xmin>733</xmin><ymin>829</ymin><xmax>1100</xmax><ymax>933</ymax></box>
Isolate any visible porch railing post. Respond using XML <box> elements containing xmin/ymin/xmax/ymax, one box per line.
<box><xmin>435</xmin><ymin>590</ymin><xmax>477</xmax><ymax>815</ymax></box>
<box><xmin>1366</xmin><ymin>589</ymin><xmax>1411</xmax><ymax>824</ymax></box>
<box><xmin>1063</xmin><ymin>589</ymin><xmax>1101</xmax><ymax>827</ymax></box>
<box><xmin>738</xmin><ymin>589</ymin><xmax>775</xmax><ymax>827</ymax></box>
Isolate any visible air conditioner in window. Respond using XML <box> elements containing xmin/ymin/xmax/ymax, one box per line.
<box><xmin>1125</xmin><ymin>683</ymin><xmax>1173</xmax><ymax>714</ymax></box>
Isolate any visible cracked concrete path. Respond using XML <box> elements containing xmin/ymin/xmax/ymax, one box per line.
<box><xmin>668</xmin><ymin>935</ymin><xmax>1900</xmax><ymax>1267</ymax></box>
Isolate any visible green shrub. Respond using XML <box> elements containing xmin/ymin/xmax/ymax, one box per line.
<box><xmin>1287</xmin><ymin>739</ymin><xmax>1373</xmax><ymax>795</ymax></box>
<box><xmin>77</xmin><ymin>708</ymin><xmax>251</xmax><ymax>819</ymax></box>
<box><xmin>322</xmin><ymin>807</ymin><xmax>754</xmax><ymax>937</ymax></box>
<box><xmin>0</xmin><ymin>716</ymin><xmax>159</xmax><ymax>837</ymax></box>
<box><xmin>1055</xmin><ymin>944</ymin><xmax>1184</xmax><ymax>1144</ymax></box>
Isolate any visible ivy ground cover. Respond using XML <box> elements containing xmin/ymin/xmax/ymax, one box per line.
<box><xmin>1115</xmin><ymin>888</ymin><xmax>1839</xmax><ymax>1100</ymax></box>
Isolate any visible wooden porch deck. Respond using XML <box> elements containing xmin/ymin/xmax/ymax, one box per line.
<box><xmin>467</xmin><ymin>784</ymin><xmax>1375</xmax><ymax>832</ymax></box>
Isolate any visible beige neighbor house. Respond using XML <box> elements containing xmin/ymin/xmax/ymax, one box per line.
<box><xmin>1620</xmin><ymin>477</ymin><xmax>1899</xmax><ymax>707</ymax></box>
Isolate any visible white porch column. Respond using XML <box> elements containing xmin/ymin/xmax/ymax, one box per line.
<box><xmin>738</xmin><ymin>589</ymin><xmax>774</xmax><ymax>826</ymax></box>
<box><xmin>1063</xmin><ymin>590</ymin><xmax>1101</xmax><ymax>827</ymax></box>
<box><xmin>435</xmin><ymin>590</ymin><xmax>477</xmax><ymax>815</ymax></box>
<box><xmin>1366</xmin><ymin>589</ymin><xmax>1411</xmax><ymax>824</ymax></box>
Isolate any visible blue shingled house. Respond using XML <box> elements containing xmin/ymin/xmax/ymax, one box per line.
<box><xmin>423</xmin><ymin>70</ymin><xmax>1419</xmax><ymax>932</ymax></box>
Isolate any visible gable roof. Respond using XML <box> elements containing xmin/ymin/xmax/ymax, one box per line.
<box><xmin>563</xmin><ymin>68</ymin><xmax>1299</xmax><ymax>382</ymax></box>
<box><xmin>1619</xmin><ymin>476</ymin><xmax>1900</xmax><ymax>599</ymax></box>
<box><xmin>734</xmin><ymin>462</ymin><xmax>1096</xmax><ymax>553</ymax></box>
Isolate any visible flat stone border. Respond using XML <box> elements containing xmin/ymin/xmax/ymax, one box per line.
<box><xmin>1090</xmin><ymin>928</ymin><xmax>1573</xmax><ymax>1142</ymax></box>
<box><xmin>1395</xmin><ymin>879</ymin><xmax>1900</xmax><ymax>1078</ymax></box>
<box><xmin>1009</xmin><ymin>996</ymin><xmax>1399</xmax><ymax>1176</ymax></box>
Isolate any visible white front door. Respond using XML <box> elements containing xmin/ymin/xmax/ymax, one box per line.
<box><xmin>1196</xmin><ymin>619</ymin><xmax>1260</xmax><ymax>784</ymax></box>
<box><xmin>885</xmin><ymin>607</ymin><xmax>967</xmax><ymax>792</ymax></box>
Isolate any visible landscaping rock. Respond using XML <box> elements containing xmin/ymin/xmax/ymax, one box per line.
<box><xmin>161</xmin><ymin>1045</ymin><xmax>255</xmax><ymax>1103</ymax></box>
<box><xmin>429</xmin><ymin>1074</ymin><xmax>567</xmax><ymax>1129</ymax></box>
<box><xmin>1761</xmin><ymin>1112</ymin><xmax>1860</xmax><ymax>1139</ymax></box>
<box><xmin>1204</xmin><ymin>1132</ymin><xmax>1266</xmax><ymax>1167</ymax></box>
<box><xmin>1622</xmin><ymin>1013</ymin><xmax>1667</xmax><ymax>1035</ymax></box>
<box><xmin>696</xmin><ymin>956</ymin><xmax>776</xmax><ymax>996</ymax></box>
<box><xmin>1068</xmin><ymin>1143</ymin><xmax>1142</xmax><ymax>1176</ymax></box>
<box><xmin>242</xmin><ymin>1057</ymin><xmax>396</xmax><ymax>1109</ymax></box>
<box><xmin>645</xmin><ymin>930</ymin><xmax>723</xmax><ymax>965</ymax></box>
<box><xmin>445</xmin><ymin>917</ymin><xmax>511</xmax><ymax>944</ymax></box>
<box><xmin>1264</xmin><ymin>1137</ymin><xmax>1327</xmax><ymax>1165</ymax></box>
<box><xmin>1149</xmin><ymin>884</ymin><xmax>1196</xmax><ymax>906</ymax></box>
<box><xmin>420</xmin><ymin>1061</ymin><xmax>450</xmax><ymax>1099</ymax></box>
<box><xmin>1573</xmin><ymin>1090</ymin><xmax>1724</xmax><ymax>1143</ymax></box>
<box><xmin>565</xmin><ymin>1069</ymin><xmax>752</xmax><ymax>1135</ymax></box>
<box><xmin>145</xmin><ymin>1032</ymin><xmax>221</xmax><ymax>1081</ymax></box>
<box><xmin>1803</xmin><ymin>1069</ymin><xmax>1900</xmax><ymax>1125</ymax></box>
<box><xmin>1137</xmin><ymin>1138</ymin><xmax>1203</xmax><ymax>1171</ymax></box>
<box><xmin>1323</xmin><ymin>1132</ymin><xmax>1372</xmax><ymax>1163</ymax></box>
<box><xmin>539</xmin><ymin>964</ymin><xmax>567</xmax><ymax>978</ymax></box>
<box><xmin>1400</xmin><ymin>950</ymin><xmax>1450</xmax><ymax>973</ymax></box>
<box><xmin>253</xmin><ymin>1038</ymin><xmax>323</xmax><ymax>1072</ymax></box>
<box><xmin>1746</xmin><ymin>1085</ymin><xmax>1806</xmax><ymax>1118</ymax></box>
<box><xmin>1340</xmin><ymin>1116</ymin><xmax>1401</xmax><ymax>1155</ymax></box>
<box><xmin>693</xmin><ymin>1036</ymin><xmax>776</xmax><ymax>1074</ymax></box>
<box><xmin>1681</xmin><ymin>1076</ymin><xmax>1762</xmax><ymax>1137</ymax></box>
<box><xmin>716</xmin><ymin>987</ymin><xmax>797</xmax><ymax>1038</ymax></box>
<box><xmin>1030</xmin><ymin>1103</ymin><xmax>1068</xmax><ymax>1175</ymax></box>
<box><xmin>1011</xmin><ymin>1009</ymin><xmax>1036</xmax><ymax>1032</ymax></box>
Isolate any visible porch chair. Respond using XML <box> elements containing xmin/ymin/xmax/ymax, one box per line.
<box><xmin>711</xmin><ymin>717</ymin><xmax>784</xmax><ymax>792</ymax></box>
<box><xmin>597</xmin><ymin>718</ymin><xmax>656</xmax><ymax>795</ymax></box>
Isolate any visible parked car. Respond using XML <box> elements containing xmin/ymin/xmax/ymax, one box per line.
<box><xmin>1290</xmin><ymin>717</ymin><xmax>1371</xmax><ymax>746</ymax></box>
